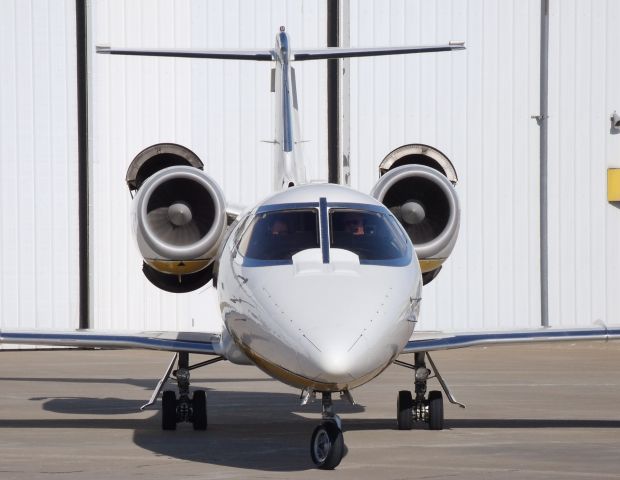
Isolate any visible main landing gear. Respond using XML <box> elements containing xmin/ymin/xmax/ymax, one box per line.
<box><xmin>142</xmin><ymin>352</ymin><xmax>224</xmax><ymax>430</ymax></box>
<box><xmin>306</xmin><ymin>391</ymin><xmax>347</xmax><ymax>470</ymax></box>
<box><xmin>394</xmin><ymin>351</ymin><xmax>465</xmax><ymax>430</ymax></box>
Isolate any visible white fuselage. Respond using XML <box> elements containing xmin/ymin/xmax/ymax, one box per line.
<box><xmin>216</xmin><ymin>32</ymin><xmax>422</xmax><ymax>392</ymax></box>
<box><xmin>217</xmin><ymin>183</ymin><xmax>422</xmax><ymax>392</ymax></box>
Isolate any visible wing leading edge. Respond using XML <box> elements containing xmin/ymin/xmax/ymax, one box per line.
<box><xmin>403</xmin><ymin>324</ymin><xmax>620</xmax><ymax>354</ymax></box>
<box><xmin>0</xmin><ymin>329</ymin><xmax>222</xmax><ymax>355</ymax></box>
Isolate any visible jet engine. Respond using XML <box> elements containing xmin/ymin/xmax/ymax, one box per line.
<box><xmin>371</xmin><ymin>144</ymin><xmax>460</xmax><ymax>284</ymax></box>
<box><xmin>126</xmin><ymin>143</ymin><xmax>227</xmax><ymax>293</ymax></box>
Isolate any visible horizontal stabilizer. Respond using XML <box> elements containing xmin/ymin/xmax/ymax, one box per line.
<box><xmin>96</xmin><ymin>45</ymin><xmax>274</xmax><ymax>61</ymax></box>
<box><xmin>293</xmin><ymin>42</ymin><xmax>465</xmax><ymax>61</ymax></box>
<box><xmin>96</xmin><ymin>42</ymin><xmax>465</xmax><ymax>62</ymax></box>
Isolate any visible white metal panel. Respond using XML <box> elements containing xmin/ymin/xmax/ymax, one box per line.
<box><xmin>348</xmin><ymin>0</ymin><xmax>541</xmax><ymax>330</ymax></box>
<box><xmin>89</xmin><ymin>0</ymin><xmax>327</xmax><ymax>331</ymax></box>
<box><xmin>3</xmin><ymin>1</ymin><xmax>618</xmax><ymax>339</ymax></box>
<box><xmin>0</xmin><ymin>0</ymin><xmax>80</xmax><ymax>346</ymax></box>
<box><xmin>548</xmin><ymin>0</ymin><xmax>620</xmax><ymax>327</ymax></box>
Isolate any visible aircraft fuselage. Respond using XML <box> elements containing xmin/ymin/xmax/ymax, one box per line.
<box><xmin>217</xmin><ymin>183</ymin><xmax>422</xmax><ymax>392</ymax></box>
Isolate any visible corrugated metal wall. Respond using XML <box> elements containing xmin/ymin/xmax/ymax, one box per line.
<box><xmin>2</xmin><ymin>1</ymin><xmax>618</xmax><ymax>335</ymax></box>
<box><xmin>348</xmin><ymin>0</ymin><xmax>542</xmax><ymax>330</ymax></box>
<box><xmin>89</xmin><ymin>0</ymin><xmax>327</xmax><ymax>332</ymax></box>
<box><xmin>547</xmin><ymin>0</ymin><xmax>620</xmax><ymax>326</ymax></box>
<box><xmin>0</xmin><ymin>0</ymin><xmax>80</xmax><ymax>346</ymax></box>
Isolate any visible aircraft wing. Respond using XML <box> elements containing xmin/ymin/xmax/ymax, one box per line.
<box><xmin>403</xmin><ymin>324</ymin><xmax>620</xmax><ymax>354</ymax></box>
<box><xmin>0</xmin><ymin>329</ymin><xmax>222</xmax><ymax>355</ymax></box>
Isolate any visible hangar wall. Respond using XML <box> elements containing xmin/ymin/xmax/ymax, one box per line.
<box><xmin>347</xmin><ymin>0</ymin><xmax>542</xmax><ymax>329</ymax></box>
<box><xmin>0</xmin><ymin>0</ymin><xmax>80</xmax><ymax>347</ymax></box>
<box><xmin>547</xmin><ymin>0</ymin><xmax>620</xmax><ymax>327</ymax></box>
<box><xmin>2</xmin><ymin>1</ymin><xmax>619</xmax><ymax>337</ymax></box>
<box><xmin>346</xmin><ymin>0</ymin><xmax>620</xmax><ymax>330</ymax></box>
<box><xmin>89</xmin><ymin>0</ymin><xmax>327</xmax><ymax>332</ymax></box>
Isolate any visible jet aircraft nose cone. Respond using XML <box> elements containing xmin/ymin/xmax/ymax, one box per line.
<box><xmin>314</xmin><ymin>350</ymin><xmax>355</xmax><ymax>380</ymax></box>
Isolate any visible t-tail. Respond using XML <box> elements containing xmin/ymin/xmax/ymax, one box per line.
<box><xmin>97</xmin><ymin>27</ymin><xmax>465</xmax><ymax>192</ymax></box>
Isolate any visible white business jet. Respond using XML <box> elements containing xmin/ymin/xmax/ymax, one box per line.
<box><xmin>2</xmin><ymin>28</ymin><xmax>619</xmax><ymax>469</ymax></box>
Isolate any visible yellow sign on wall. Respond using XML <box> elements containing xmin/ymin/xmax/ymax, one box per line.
<box><xmin>608</xmin><ymin>169</ymin><xmax>620</xmax><ymax>202</ymax></box>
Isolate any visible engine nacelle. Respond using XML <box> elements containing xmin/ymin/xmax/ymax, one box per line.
<box><xmin>127</xmin><ymin>143</ymin><xmax>227</xmax><ymax>293</ymax></box>
<box><xmin>371</xmin><ymin>144</ymin><xmax>460</xmax><ymax>284</ymax></box>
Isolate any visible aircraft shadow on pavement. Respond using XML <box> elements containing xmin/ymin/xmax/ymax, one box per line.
<box><xmin>6</xmin><ymin>389</ymin><xmax>365</xmax><ymax>472</ymax></box>
<box><xmin>4</xmin><ymin>388</ymin><xmax>620</xmax><ymax>471</ymax></box>
<box><xmin>132</xmin><ymin>390</ymin><xmax>368</xmax><ymax>471</ymax></box>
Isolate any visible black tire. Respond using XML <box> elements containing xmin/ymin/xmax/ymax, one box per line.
<box><xmin>162</xmin><ymin>390</ymin><xmax>177</xmax><ymax>430</ymax></box>
<box><xmin>310</xmin><ymin>422</ymin><xmax>344</xmax><ymax>470</ymax></box>
<box><xmin>397</xmin><ymin>390</ymin><xmax>414</xmax><ymax>430</ymax></box>
<box><xmin>192</xmin><ymin>390</ymin><xmax>207</xmax><ymax>431</ymax></box>
<box><xmin>428</xmin><ymin>390</ymin><xmax>444</xmax><ymax>430</ymax></box>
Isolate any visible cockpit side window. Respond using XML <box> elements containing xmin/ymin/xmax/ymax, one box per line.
<box><xmin>329</xmin><ymin>209</ymin><xmax>409</xmax><ymax>261</ymax></box>
<box><xmin>237</xmin><ymin>209</ymin><xmax>319</xmax><ymax>262</ymax></box>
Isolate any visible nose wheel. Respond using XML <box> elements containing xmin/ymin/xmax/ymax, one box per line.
<box><xmin>310</xmin><ymin>421</ymin><xmax>344</xmax><ymax>469</ymax></box>
<box><xmin>310</xmin><ymin>392</ymin><xmax>345</xmax><ymax>469</ymax></box>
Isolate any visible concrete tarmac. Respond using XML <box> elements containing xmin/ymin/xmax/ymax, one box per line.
<box><xmin>1</xmin><ymin>342</ymin><xmax>620</xmax><ymax>479</ymax></box>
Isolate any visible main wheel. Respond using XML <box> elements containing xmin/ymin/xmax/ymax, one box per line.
<box><xmin>397</xmin><ymin>390</ymin><xmax>413</xmax><ymax>430</ymax></box>
<box><xmin>192</xmin><ymin>390</ymin><xmax>207</xmax><ymax>431</ymax></box>
<box><xmin>428</xmin><ymin>390</ymin><xmax>444</xmax><ymax>430</ymax></box>
<box><xmin>310</xmin><ymin>422</ymin><xmax>344</xmax><ymax>470</ymax></box>
<box><xmin>162</xmin><ymin>390</ymin><xmax>177</xmax><ymax>430</ymax></box>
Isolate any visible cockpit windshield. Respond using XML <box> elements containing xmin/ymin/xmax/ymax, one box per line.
<box><xmin>329</xmin><ymin>209</ymin><xmax>409</xmax><ymax>261</ymax></box>
<box><xmin>237</xmin><ymin>209</ymin><xmax>319</xmax><ymax>261</ymax></box>
<box><xmin>237</xmin><ymin>203</ymin><xmax>410</xmax><ymax>267</ymax></box>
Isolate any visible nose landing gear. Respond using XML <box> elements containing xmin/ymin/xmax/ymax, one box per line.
<box><xmin>310</xmin><ymin>392</ymin><xmax>345</xmax><ymax>469</ymax></box>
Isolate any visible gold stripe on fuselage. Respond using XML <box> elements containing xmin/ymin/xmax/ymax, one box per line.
<box><xmin>238</xmin><ymin>340</ymin><xmax>395</xmax><ymax>393</ymax></box>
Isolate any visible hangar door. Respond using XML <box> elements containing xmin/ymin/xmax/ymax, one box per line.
<box><xmin>0</xmin><ymin>0</ymin><xmax>80</xmax><ymax>347</ymax></box>
<box><xmin>88</xmin><ymin>1</ymin><xmax>328</xmax><ymax>331</ymax></box>
<box><xmin>347</xmin><ymin>0</ymin><xmax>542</xmax><ymax>330</ymax></box>
<box><xmin>547</xmin><ymin>1</ymin><xmax>620</xmax><ymax>327</ymax></box>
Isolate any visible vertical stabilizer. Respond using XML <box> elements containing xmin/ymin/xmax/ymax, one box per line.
<box><xmin>272</xmin><ymin>28</ymin><xmax>307</xmax><ymax>191</ymax></box>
